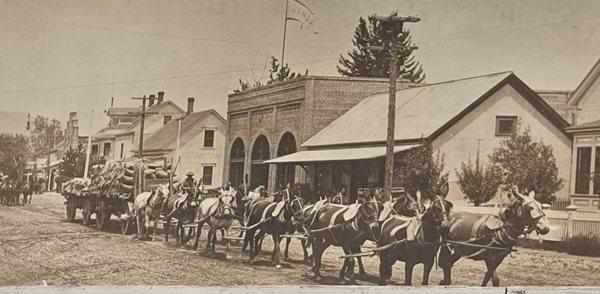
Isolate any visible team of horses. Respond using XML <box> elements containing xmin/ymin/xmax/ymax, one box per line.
<box><xmin>0</xmin><ymin>183</ymin><xmax>33</xmax><ymax>206</ymax></box>
<box><xmin>128</xmin><ymin>182</ymin><xmax>550</xmax><ymax>287</ymax></box>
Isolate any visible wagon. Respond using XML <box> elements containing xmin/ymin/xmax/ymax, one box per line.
<box><xmin>63</xmin><ymin>159</ymin><xmax>174</xmax><ymax>234</ymax></box>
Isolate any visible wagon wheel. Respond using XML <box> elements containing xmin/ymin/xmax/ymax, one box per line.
<box><xmin>95</xmin><ymin>200</ymin><xmax>111</xmax><ymax>230</ymax></box>
<box><xmin>82</xmin><ymin>200</ymin><xmax>93</xmax><ymax>225</ymax></box>
<box><xmin>65</xmin><ymin>199</ymin><xmax>76</xmax><ymax>222</ymax></box>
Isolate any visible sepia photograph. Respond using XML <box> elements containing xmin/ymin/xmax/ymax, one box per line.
<box><xmin>1</xmin><ymin>0</ymin><xmax>600</xmax><ymax>293</ymax></box>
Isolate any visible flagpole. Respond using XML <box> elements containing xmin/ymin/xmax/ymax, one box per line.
<box><xmin>281</xmin><ymin>0</ymin><xmax>289</xmax><ymax>66</ymax></box>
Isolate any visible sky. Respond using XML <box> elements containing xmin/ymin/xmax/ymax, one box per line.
<box><xmin>1</xmin><ymin>0</ymin><xmax>599</xmax><ymax>130</ymax></box>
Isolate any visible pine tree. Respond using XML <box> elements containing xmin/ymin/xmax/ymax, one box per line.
<box><xmin>337</xmin><ymin>15</ymin><xmax>425</xmax><ymax>82</ymax></box>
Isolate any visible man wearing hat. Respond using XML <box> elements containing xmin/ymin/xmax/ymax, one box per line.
<box><xmin>166</xmin><ymin>171</ymin><xmax>198</xmax><ymax>218</ymax></box>
<box><xmin>182</xmin><ymin>171</ymin><xmax>198</xmax><ymax>197</ymax></box>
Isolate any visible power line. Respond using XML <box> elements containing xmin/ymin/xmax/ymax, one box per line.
<box><xmin>0</xmin><ymin>57</ymin><xmax>337</xmax><ymax>94</ymax></box>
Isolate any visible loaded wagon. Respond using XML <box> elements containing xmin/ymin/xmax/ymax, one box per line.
<box><xmin>62</xmin><ymin>159</ymin><xmax>175</xmax><ymax>234</ymax></box>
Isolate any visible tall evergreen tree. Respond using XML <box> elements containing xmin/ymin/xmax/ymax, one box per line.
<box><xmin>337</xmin><ymin>15</ymin><xmax>425</xmax><ymax>82</ymax></box>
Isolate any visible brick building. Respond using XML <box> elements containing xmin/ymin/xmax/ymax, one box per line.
<box><xmin>223</xmin><ymin>76</ymin><xmax>407</xmax><ymax>192</ymax></box>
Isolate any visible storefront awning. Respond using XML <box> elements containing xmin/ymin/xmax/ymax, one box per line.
<box><xmin>264</xmin><ymin>144</ymin><xmax>419</xmax><ymax>164</ymax></box>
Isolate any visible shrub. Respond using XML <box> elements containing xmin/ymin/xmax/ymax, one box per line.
<box><xmin>394</xmin><ymin>140</ymin><xmax>449</xmax><ymax>199</ymax></box>
<box><xmin>489</xmin><ymin>121</ymin><xmax>563</xmax><ymax>204</ymax></box>
<box><xmin>456</xmin><ymin>154</ymin><xmax>502</xmax><ymax>206</ymax></box>
<box><xmin>567</xmin><ymin>234</ymin><xmax>600</xmax><ymax>257</ymax></box>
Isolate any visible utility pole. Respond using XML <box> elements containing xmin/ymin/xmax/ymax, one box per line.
<box><xmin>130</xmin><ymin>96</ymin><xmax>158</xmax><ymax>194</ymax></box>
<box><xmin>367</xmin><ymin>12</ymin><xmax>420</xmax><ymax>201</ymax></box>
<box><xmin>84</xmin><ymin>110</ymin><xmax>94</xmax><ymax>179</ymax></box>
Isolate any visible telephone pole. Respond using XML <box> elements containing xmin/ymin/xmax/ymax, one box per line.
<box><xmin>130</xmin><ymin>96</ymin><xmax>158</xmax><ymax>194</ymax></box>
<box><xmin>367</xmin><ymin>12</ymin><xmax>420</xmax><ymax>201</ymax></box>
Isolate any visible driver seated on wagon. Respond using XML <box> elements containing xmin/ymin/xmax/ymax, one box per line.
<box><xmin>165</xmin><ymin>171</ymin><xmax>199</xmax><ymax>218</ymax></box>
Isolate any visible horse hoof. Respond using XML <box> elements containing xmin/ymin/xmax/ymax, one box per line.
<box><xmin>439</xmin><ymin>280</ymin><xmax>450</xmax><ymax>286</ymax></box>
<box><xmin>225</xmin><ymin>255</ymin><xmax>232</xmax><ymax>260</ymax></box>
<box><xmin>314</xmin><ymin>275</ymin><xmax>322</xmax><ymax>282</ymax></box>
<box><xmin>249</xmin><ymin>259</ymin><xmax>256</xmax><ymax>265</ymax></box>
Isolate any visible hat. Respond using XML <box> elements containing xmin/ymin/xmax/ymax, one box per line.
<box><xmin>186</xmin><ymin>171</ymin><xmax>195</xmax><ymax>176</ymax></box>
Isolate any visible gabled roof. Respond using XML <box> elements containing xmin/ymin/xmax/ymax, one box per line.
<box><xmin>107</xmin><ymin>107</ymin><xmax>139</xmax><ymax>117</ymax></box>
<box><xmin>568</xmin><ymin>57</ymin><xmax>600</xmax><ymax>106</ymax></box>
<box><xmin>302</xmin><ymin>72</ymin><xmax>570</xmax><ymax>148</ymax></box>
<box><xmin>140</xmin><ymin>109</ymin><xmax>225</xmax><ymax>152</ymax></box>
<box><xmin>126</xmin><ymin>100</ymin><xmax>185</xmax><ymax>131</ymax></box>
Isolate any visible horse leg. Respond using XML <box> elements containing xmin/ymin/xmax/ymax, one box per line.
<box><xmin>143</xmin><ymin>214</ymin><xmax>151</xmax><ymax>240</ymax></box>
<box><xmin>271</xmin><ymin>234</ymin><xmax>281</xmax><ymax>266</ymax></box>
<box><xmin>284</xmin><ymin>237</ymin><xmax>291</xmax><ymax>261</ymax></box>
<box><xmin>192</xmin><ymin>222</ymin><xmax>203</xmax><ymax>250</ymax></box>
<box><xmin>152</xmin><ymin>213</ymin><xmax>159</xmax><ymax>241</ymax></box>
<box><xmin>164</xmin><ymin>219</ymin><xmax>171</xmax><ymax>243</ymax></box>
<box><xmin>352</xmin><ymin>244</ymin><xmax>367</xmax><ymax>277</ymax></box>
<box><xmin>312</xmin><ymin>237</ymin><xmax>329</xmax><ymax>282</ymax></box>
<box><xmin>247</xmin><ymin>229</ymin><xmax>256</xmax><ymax>264</ymax></box>
<box><xmin>205</xmin><ymin>227</ymin><xmax>213</xmax><ymax>252</ymax></box>
<box><xmin>225</xmin><ymin>226</ymin><xmax>232</xmax><ymax>259</ymax></box>
<box><xmin>301</xmin><ymin>238</ymin><xmax>311</xmax><ymax>263</ymax></box>
<box><xmin>439</xmin><ymin>246</ymin><xmax>461</xmax><ymax>285</ymax></box>
<box><xmin>482</xmin><ymin>256</ymin><xmax>505</xmax><ymax>287</ymax></box>
<box><xmin>211</xmin><ymin>226</ymin><xmax>217</xmax><ymax>252</ymax></box>
<box><xmin>404</xmin><ymin>247</ymin><xmax>416</xmax><ymax>286</ymax></box>
<box><xmin>422</xmin><ymin>250</ymin><xmax>435</xmax><ymax>285</ymax></box>
<box><xmin>378</xmin><ymin>253</ymin><xmax>393</xmax><ymax>285</ymax></box>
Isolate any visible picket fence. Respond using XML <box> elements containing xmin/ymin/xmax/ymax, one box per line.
<box><xmin>452</xmin><ymin>204</ymin><xmax>600</xmax><ymax>242</ymax></box>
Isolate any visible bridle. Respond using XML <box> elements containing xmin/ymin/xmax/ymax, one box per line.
<box><xmin>520</xmin><ymin>197</ymin><xmax>545</xmax><ymax>234</ymax></box>
<box><xmin>358</xmin><ymin>199</ymin><xmax>382</xmax><ymax>241</ymax></box>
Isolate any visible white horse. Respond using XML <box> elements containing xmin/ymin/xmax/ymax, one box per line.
<box><xmin>133</xmin><ymin>184</ymin><xmax>170</xmax><ymax>241</ymax></box>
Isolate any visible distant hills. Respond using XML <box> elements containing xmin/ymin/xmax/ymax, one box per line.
<box><xmin>0</xmin><ymin>111</ymin><xmax>29</xmax><ymax>135</ymax></box>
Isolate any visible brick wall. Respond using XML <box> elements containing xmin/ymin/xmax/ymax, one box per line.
<box><xmin>223</xmin><ymin>76</ymin><xmax>408</xmax><ymax>192</ymax></box>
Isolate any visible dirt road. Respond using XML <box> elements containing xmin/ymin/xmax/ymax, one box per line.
<box><xmin>1</xmin><ymin>193</ymin><xmax>600</xmax><ymax>286</ymax></box>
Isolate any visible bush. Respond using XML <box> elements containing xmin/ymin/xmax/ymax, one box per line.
<box><xmin>456</xmin><ymin>155</ymin><xmax>502</xmax><ymax>206</ymax></box>
<box><xmin>394</xmin><ymin>140</ymin><xmax>449</xmax><ymax>199</ymax></box>
<box><xmin>489</xmin><ymin>121</ymin><xmax>563</xmax><ymax>204</ymax></box>
<box><xmin>567</xmin><ymin>234</ymin><xmax>600</xmax><ymax>257</ymax></box>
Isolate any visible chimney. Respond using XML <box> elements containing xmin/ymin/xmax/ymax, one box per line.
<box><xmin>111</xmin><ymin>97</ymin><xmax>114</xmax><ymax>107</ymax></box>
<box><xmin>187</xmin><ymin>97</ymin><xmax>195</xmax><ymax>114</ymax></box>
<box><xmin>157</xmin><ymin>91</ymin><xmax>164</xmax><ymax>104</ymax></box>
<box><xmin>148</xmin><ymin>94</ymin><xmax>156</xmax><ymax>107</ymax></box>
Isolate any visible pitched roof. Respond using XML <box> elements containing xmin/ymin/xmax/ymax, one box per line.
<box><xmin>141</xmin><ymin>110</ymin><xmax>225</xmax><ymax>151</ymax></box>
<box><xmin>302</xmin><ymin>72</ymin><xmax>569</xmax><ymax>148</ymax></box>
<box><xmin>568</xmin><ymin>57</ymin><xmax>600</xmax><ymax>106</ymax></box>
<box><xmin>535</xmin><ymin>90</ymin><xmax>572</xmax><ymax>121</ymax></box>
<box><xmin>125</xmin><ymin>100</ymin><xmax>185</xmax><ymax>131</ymax></box>
<box><xmin>106</xmin><ymin>107</ymin><xmax>139</xmax><ymax>117</ymax></box>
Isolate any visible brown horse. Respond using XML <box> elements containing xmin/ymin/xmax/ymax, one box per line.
<box><xmin>133</xmin><ymin>185</ymin><xmax>169</xmax><ymax>241</ymax></box>
<box><xmin>163</xmin><ymin>190</ymin><xmax>200</xmax><ymax>246</ymax></box>
<box><xmin>378</xmin><ymin>194</ymin><xmax>453</xmax><ymax>285</ymax></box>
<box><xmin>438</xmin><ymin>189</ymin><xmax>550</xmax><ymax>287</ymax></box>
<box><xmin>308</xmin><ymin>199</ymin><xmax>382</xmax><ymax>284</ymax></box>
<box><xmin>244</xmin><ymin>188</ymin><xmax>305</xmax><ymax>266</ymax></box>
<box><xmin>192</xmin><ymin>189</ymin><xmax>237</xmax><ymax>258</ymax></box>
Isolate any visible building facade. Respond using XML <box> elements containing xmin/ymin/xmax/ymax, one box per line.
<box><xmin>267</xmin><ymin>72</ymin><xmax>572</xmax><ymax>202</ymax></box>
<box><xmin>223</xmin><ymin>76</ymin><xmax>400</xmax><ymax>191</ymax></box>
<box><xmin>138</xmin><ymin>99</ymin><xmax>227</xmax><ymax>188</ymax></box>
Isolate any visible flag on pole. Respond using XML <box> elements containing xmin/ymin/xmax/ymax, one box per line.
<box><xmin>286</xmin><ymin>0</ymin><xmax>317</xmax><ymax>33</ymax></box>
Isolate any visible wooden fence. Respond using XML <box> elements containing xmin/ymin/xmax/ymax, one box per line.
<box><xmin>453</xmin><ymin>204</ymin><xmax>600</xmax><ymax>242</ymax></box>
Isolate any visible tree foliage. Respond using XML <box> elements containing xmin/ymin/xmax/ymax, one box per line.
<box><xmin>337</xmin><ymin>14</ymin><xmax>425</xmax><ymax>82</ymax></box>
<box><xmin>29</xmin><ymin>115</ymin><xmax>63</xmax><ymax>155</ymax></box>
<box><xmin>456</xmin><ymin>152</ymin><xmax>502</xmax><ymax>206</ymax></box>
<box><xmin>0</xmin><ymin>133</ymin><xmax>31</xmax><ymax>180</ymax></box>
<box><xmin>394</xmin><ymin>141</ymin><xmax>448</xmax><ymax>199</ymax></box>
<box><xmin>489</xmin><ymin>121</ymin><xmax>563</xmax><ymax>204</ymax></box>
<box><xmin>234</xmin><ymin>57</ymin><xmax>307</xmax><ymax>92</ymax></box>
<box><xmin>59</xmin><ymin>144</ymin><xmax>86</xmax><ymax>179</ymax></box>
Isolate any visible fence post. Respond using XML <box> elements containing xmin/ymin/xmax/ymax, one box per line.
<box><xmin>566</xmin><ymin>204</ymin><xmax>578</xmax><ymax>242</ymax></box>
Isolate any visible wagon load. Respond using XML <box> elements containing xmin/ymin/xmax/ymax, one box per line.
<box><xmin>62</xmin><ymin>177</ymin><xmax>91</xmax><ymax>196</ymax></box>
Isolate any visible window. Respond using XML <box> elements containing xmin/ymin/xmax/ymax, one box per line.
<box><xmin>103</xmin><ymin>143</ymin><xmax>111</xmax><ymax>157</ymax></box>
<box><xmin>575</xmin><ymin>147</ymin><xmax>592</xmax><ymax>194</ymax></box>
<box><xmin>120</xmin><ymin>143</ymin><xmax>124</xmax><ymax>159</ymax></box>
<box><xmin>595</xmin><ymin>148</ymin><xmax>600</xmax><ymax>195</ymax></box>
<box><xmin>163</xmin><ymin>116</ymin><xmax>172</xmax><ymax>125</ymax></box>
<box><xmin>204</xmin><ymin>130</ymin><xmax>215</xmax><ymax>147</ymax></box>
<box><xmin>91</xmin><ymin>145</ymin><xmax>99</xmax><ymax>157</ymax></box>
<box><xmin>202</xmin><ymin>166</ymin><xmax>214</xmax><ymax>186</ymax></box>
<box><xmin>495</xmin><ymin>116</ymin><xmax>517</xmax><ymax>136</ymax></box>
